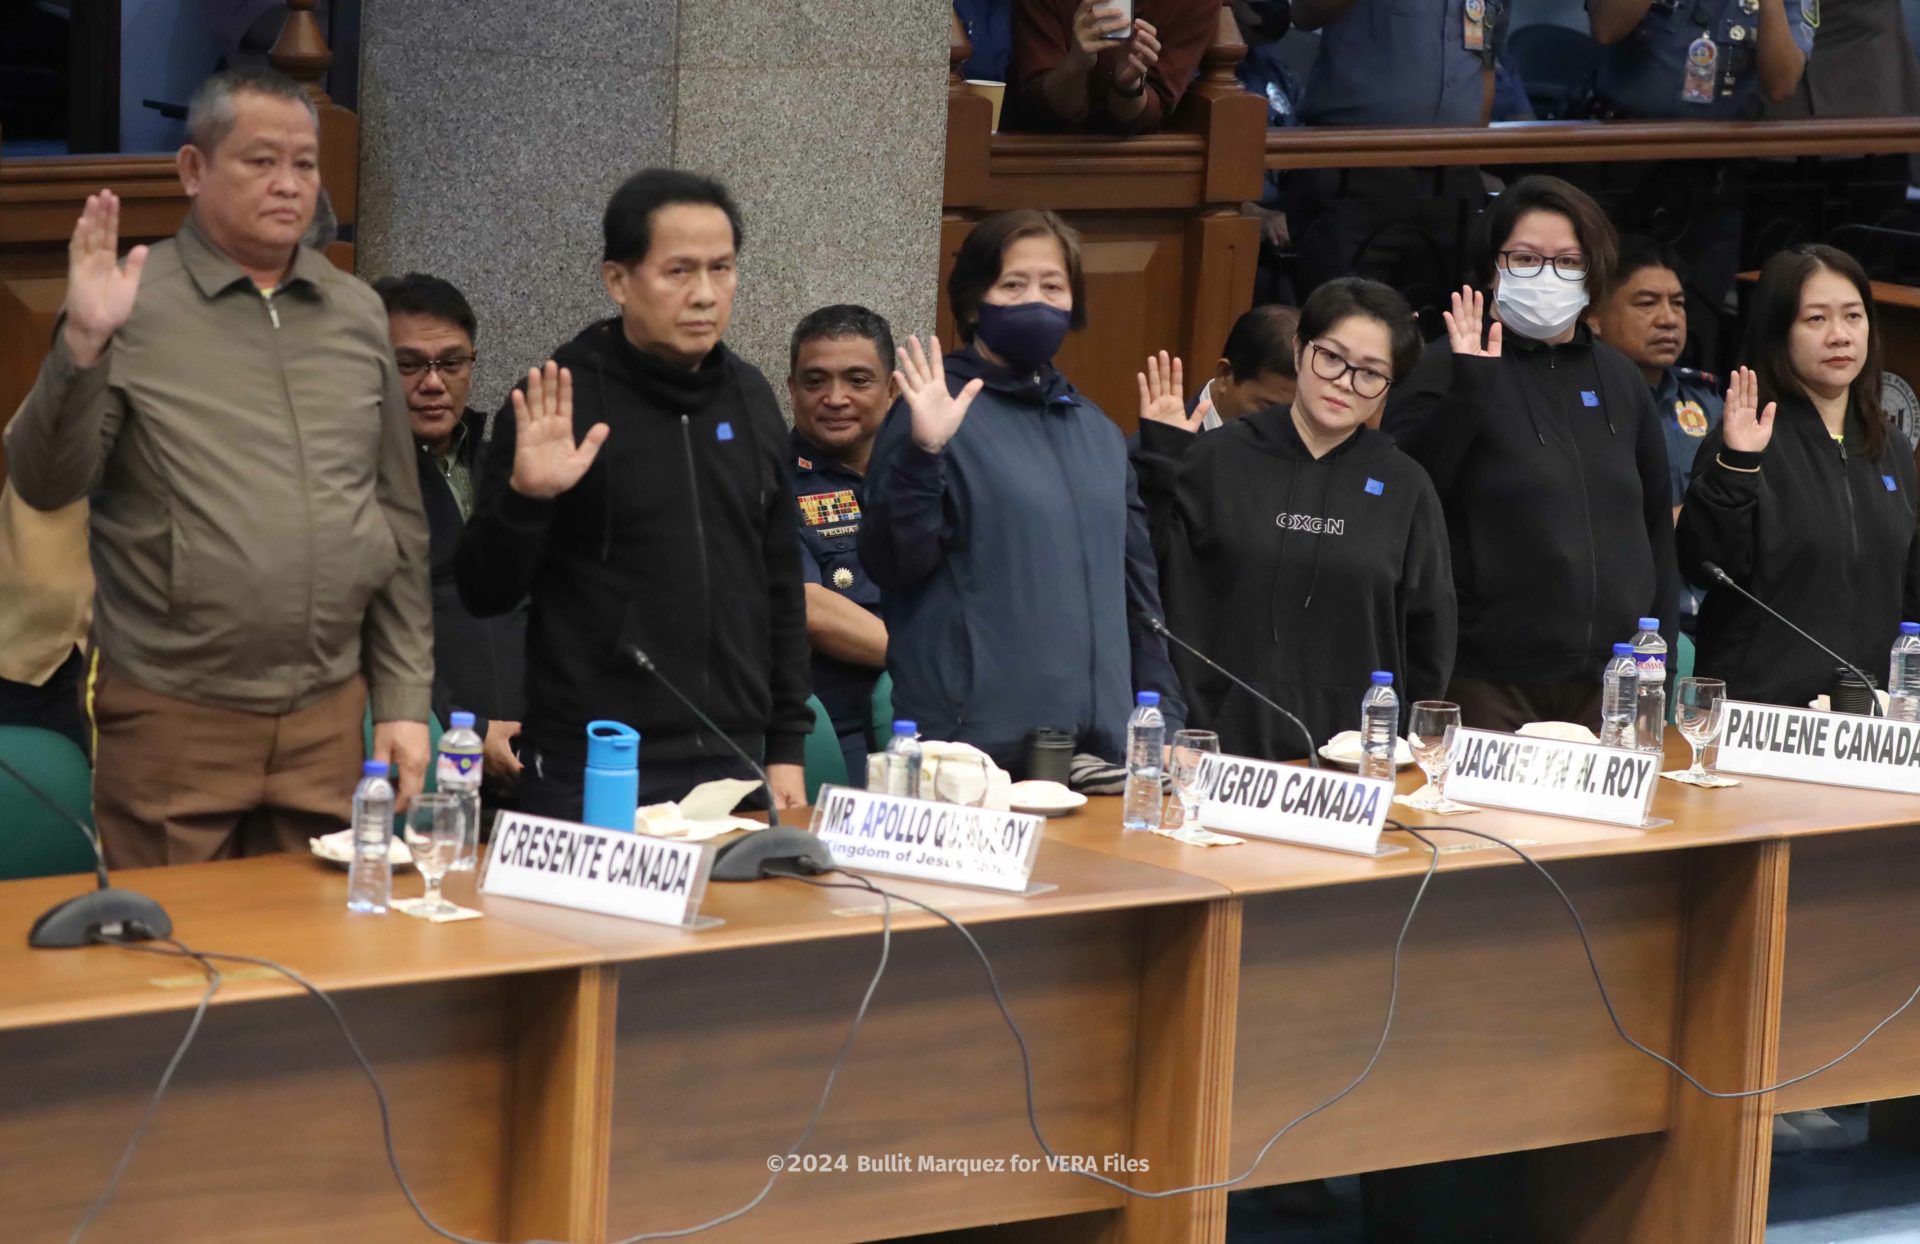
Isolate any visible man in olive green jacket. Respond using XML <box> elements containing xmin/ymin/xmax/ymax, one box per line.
<box><xmin>3</xmin><ymin>67</ymin><xmax>432</xmax><ymax>866</ymax></box>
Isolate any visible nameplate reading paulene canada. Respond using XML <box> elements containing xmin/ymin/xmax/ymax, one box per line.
<box><xmin>481</xmin><ymin>812</ymin><xmax>713</xmax><ymax>927</ymax></box>
<box><xmin>1193</xmin><ymin>753</ymin><xmax>1392</xmax><ymax>855</ymax></box>
<box><xmin>1714</xmin><ymin>700</ymin><xmax>1920</xmax><ymax>794</ymax></box>
<box><xmin>1443</xmin><ymin>728</ymin><xmax>1658</xmax><ymax>826</ymax></box>
<box><xmin>809</xmin><ymin>786</ymin><xmax>1044</xmax><ymax>893</ymax></box>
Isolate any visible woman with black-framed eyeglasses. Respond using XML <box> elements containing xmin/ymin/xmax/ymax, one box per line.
<box><xmin>1383</xmin><ymin>174</ymin><xmax>1678</xmax><ymax>734</ymax></box>
<box><xmin>1134</xmin><ymin>278</ymin><xmax>1456</xmax><ymax>761</ymax></box>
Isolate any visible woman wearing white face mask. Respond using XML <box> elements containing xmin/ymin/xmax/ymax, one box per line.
<box><xmin>1383</xmin><ymin>175</ymin><xmax>1678</xmax><ymax>732</ymax></box>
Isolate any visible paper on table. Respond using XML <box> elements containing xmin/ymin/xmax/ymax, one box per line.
<box><xmin>634</xmin><ymin>778</ymin><xmax>766</xmax><ymax>841</ymax></box>
<box><xmin>391</xmin><ymin>899</ymin><xmax>483</xmax><ymax>923</ymax></box>
<box><xmin>1661</xmin><ymin>769</ymin><xmax>1742</xmax><ymax>788</ymax></box>
<box><xmin>1392</xmin><ymin>785</ymin><xmax>1480</xmax><ymax>815</ymax></box>
<box><xmin>1152</xmin><ymin>825</ymin><xmax>1243</xmax><ymax>847</ymax></box>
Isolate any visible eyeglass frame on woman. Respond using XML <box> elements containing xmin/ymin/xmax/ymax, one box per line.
<box><xmin>1306</xmin><ymin>341</ymin><xmax>1393</xmax><ymax>399</ymax></box>
<box><xmin>395</xmin><ymin>353</ymin><xmax>476</xmax><ymax>380</ymax></box>
<box><xmin>1496</xmin><ymin>249</ymin><xmax>1589</xmax><ymax>281</ymax></box>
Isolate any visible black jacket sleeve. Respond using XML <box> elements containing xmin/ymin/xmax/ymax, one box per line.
<box><xmin>455</xmin><ymin>388</ymin><xmax>554</xmax><ymax>618</ymax></box>
<box><xmin>859</xmin><ymin>400</ymin><xmax>955</xmax><ymax>590</ymax></box>
<box><xmin>1675</xmin><ymin>424</ymin><xmax>1760</xmax><ymax>588</ymax></box>
<box><xmin>1123</xmin><ymin>455</ymin><xmax>1187</xmax><ymax>733</ymax></box>
<box><xmin>755</xmin><ymin>406</ymin><xmax>816</xmax><ymax>769</ymax></box>
<box><xmin>1630</xmin><ymin>379</ymin><xmax>1681</xmax><ymax>658</ymax></box>
<box><xmin>1400</xmin><ymin>477</ymin><xmax>1459</xmax><ymax>707</ymax></box>
<box><xmin>1132</xmin><ymin>418</ymin><xmax>1198</xmax><ymax>572</ymax></box>
<box><xmin>1381</xmin><ymin>349</ymin><xmax>1502</xmax><ymax>499</ymax></box>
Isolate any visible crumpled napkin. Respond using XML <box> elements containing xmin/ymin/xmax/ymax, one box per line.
<box><xmin>1661</xmin><ymin>769</ymin><xmax>1742</xmax><ymax>788</ymax></box>
<box><xmin>864</xmin><ymin>741</ymin><xmax>1013</xmax><ymax>809</ymax></box>
<box><xmin>1392</xmin><ymin>785</ymin><xmax>1479</xmax><ymax>815</ymax></box>
<box><xmin>1152</xmin><ymin>825</ymin><xmax>1243</xmax><ymax>847</ymax></box>
<box><xmin>634</xmin><ymin>778</ymin><xmax>767</xmax><ymax>841</ymax></box>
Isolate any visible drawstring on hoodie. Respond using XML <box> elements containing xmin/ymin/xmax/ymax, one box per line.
<box><xmin>596</xmin><ymin>353</ymin><xmax>614</xmax><ymax>563</ymax></box>
<box><xmin>1301</xmin><ymin>455</ymin><xmax>1343</xmax><ymax>612</ymax></box>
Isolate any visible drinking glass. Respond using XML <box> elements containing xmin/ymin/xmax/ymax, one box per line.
<box><xmin>933</xmin><ymin>754</ymin><xmax>991</xmax><ymax>807</ymax></box>
<box><xmin>1674</xmin><ymin>677</ymin><xmax>1728</xmax><ymax>781</ymax></box>
<box><xmin>1407</xmin><ymin>701</ymin><xmax>1461</xmax><ymax>810</ymax></box>
<box><xmin>1168</xmin><ymin>730</ymin><xmax>1221</xmax><ymax>828</ymax></box>
<box><xmin>403</xmin><ymin>793</ymin><xmax>463</xmax><ymax>917</ymax></box>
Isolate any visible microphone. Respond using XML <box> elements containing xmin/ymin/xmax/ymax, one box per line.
<box><xmin>0</xmin><ymin>752</ymin><xmax>173</xmax><ymax>949</ymax></box>
<box><xmin>627</xmin><ymin>646</ymin><xmax>783</xmax><ymax>828</ymax></box>
<box><xmin>1137</xmin><ymin>613</ymin><xmax>1320</xmax><ymax>767</ymax></box>
<box><xmin>1698</xmin><ymin>561</ymin><xmax>1883</xmax><ymax>717</ymax></box>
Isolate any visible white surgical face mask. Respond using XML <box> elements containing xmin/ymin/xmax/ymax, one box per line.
<box><xmin>1494</xmin><ymin>268</ymin><xmax>1590</xmax><ymax>341</ymax></box>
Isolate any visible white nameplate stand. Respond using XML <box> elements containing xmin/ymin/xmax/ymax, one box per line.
<box><xmin>1192</xmin><ymin>753</ymin><xmax>1396</xmax><ymax>856</ymax></box>
<box><xmin>809</xmin><ymin>786</ymin><xmax>1051</xmax><ymax>895</ymax></box>
<box><xmin>480</xmin><ymin>811</ymin><xmax>720</xmax><ymax>928</ymax></box>
<box><xmin>1443</xmin><ymin>728</ymin><xmax>1663</xmax><ymax>827</ymax></box>
<box><xmin>1715</xmin><ymin>700</ymin><xmax>1920</xmax><ymax>794</ymax></box>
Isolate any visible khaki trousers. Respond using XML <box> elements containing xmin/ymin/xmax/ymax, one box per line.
<box><xmin>88</xmin><ymin>655</ymin><xmax>367</xmax><ymax>868</ymax></box>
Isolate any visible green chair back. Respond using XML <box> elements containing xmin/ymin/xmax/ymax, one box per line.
<box><xmin>871</xmin><ymin>671</ymin><xmax>895</xmax><ymax>746</ymax></box>
<box><xmin>361</xmin><ymin>707</ymin><xmax>446</xmax><ymax>793</ymax></box>
<box><xmin>802</xmin><ymin>695</ymin><xmax>848</xmax><ymax>804</ymax></box>
<box><xmin>1671</xmin><ymin>633</ymin><xmax>1696</xmax><ymax>723</ymax></box>
<box><xmin>0</xmin><ymin>726</ymin><xmax>98</xmax><ymax>881</ymax></box>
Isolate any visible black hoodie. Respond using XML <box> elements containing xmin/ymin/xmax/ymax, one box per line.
<box><xmin>1678</xmin><ymin>395</ymin><xmax>1920</xmax><ymax>707</ymax></box>
<box><xmin>1384</xmin><ymin>326</ymin><xmax>1679</xmax><ymax>686</ymax></box>
<box><xmin>455</xmin><ymin>320</ymin><xmax>812</xmax><ymax>773</ymax></box>
<box><xmin>1134</xmin><ymin>407</ymin><xmax>1456</xmax><ymax>760</ymax></box>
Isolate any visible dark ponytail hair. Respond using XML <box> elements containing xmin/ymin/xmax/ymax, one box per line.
<box><xmin>1743</xmin><ymin>243</ymin><xmax>1887</xmax><ymax>459</ymax></box>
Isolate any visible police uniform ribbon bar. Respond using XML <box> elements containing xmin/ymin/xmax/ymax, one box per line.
<box><xmin>1715</xmin><ymin>700</ymin><xmax>1920</xmax><ymax>795</ymax></box>
<box><xmin>809</xmin><ymin>786</ymin><xmax>1044</xmax><ymax>893</ymax></box>
<box><xmin>481</xmin><ymin>811</ymin><xmax>714</xmax><ymax>927</ymax></box>
<box><xmin>1443</xmin><ymin>728</ymin><xmax>1659</xmax><ymax>827</ymax></box>
<box><xmin>1193</xmin><ymin>753</ymin><xmax>1393</xmax><ymax>855</ymax></box>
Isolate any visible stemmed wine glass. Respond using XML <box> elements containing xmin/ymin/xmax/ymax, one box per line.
<box><xmin>1674</xmin><ymin>677</ymin><xmax>1728</xmax><ymax>783</ymax></box>
<box><xmin>1406</xmin><ymin>701</ymin><xmax>1461</xmax><ymax>810</ymax></box>
<box><xmin>403</xmin><ymin>793</ymin><xmax>463</xmax><ymax>918</ymax></box>
<box><xmin>1168</xmin><ymin>730</ymin><xmax>1221</xmax><ymax>828</ymax></box>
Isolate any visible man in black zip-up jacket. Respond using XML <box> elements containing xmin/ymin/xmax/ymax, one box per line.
<box><xmin>455</xmin><ymin>171</ymin><xmax>811</xmax><ymax>815</ymax></box>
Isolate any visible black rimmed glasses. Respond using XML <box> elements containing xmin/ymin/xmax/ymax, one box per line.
<box><xmin>1497</xmin><ymin>250</ymin><xmax>1588</xmax><ymax>281</ymax></box>
<box><xmin>395</xmin><ymin>353</ymin><xmax>476</xmax><ymax>380</ymax></box>
<box><xmin>1306</xmin><ymin>342</ymin><xmax>1392</xmax><ymax>399</ymax></box>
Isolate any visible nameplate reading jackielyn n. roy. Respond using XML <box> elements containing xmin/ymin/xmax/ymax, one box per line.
<box><xmin>480</xmin><ymin>812</ymin><xmax>715</xmax><ymax>927</ymax></box>
<box><xmin>1194</xmin><ymin>753</ymin><xmax>1393</xmax><ymax>855</ymax></box>
<box><xmin>1443</xmin><ymin>728</ymin><xmax>1660</xmax><ymax>827</ymax></box>
<box><xmin>1714</xmin><ymin>700</ymin><xmax>1920</xmax><ymax>795</ymax></box>
<box><xmin>808</xmin><ymin>786</ymin><xmax>1046</xmax><ymax>894</ymax></box>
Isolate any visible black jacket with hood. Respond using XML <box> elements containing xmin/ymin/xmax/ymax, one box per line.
<box><xmin>1678</xmin><ymin>394</ymin><xmax>1920</xmax><ymax>707</ymax></box>
<box><xmin>455</xmin><ymin>320</ymin><xmax>812</xmax><ymax>774</ymax></box>
<box><xmin>1383</xmin><ymin>326</ymin><xmax>1679</xmax><ymax>686</ymax></box>
<box><xmin>1135</xmin><ymin>407</ymin><xmax>1456</xmax><ymax>760</ymax></box>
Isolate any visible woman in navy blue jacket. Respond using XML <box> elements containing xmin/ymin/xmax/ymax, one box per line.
<box><xmin>859</xmin><ymin>209</ymin><xmax>1185</xmax><ymax>773</ymax></box>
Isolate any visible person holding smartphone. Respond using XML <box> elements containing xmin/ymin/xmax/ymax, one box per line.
<box><xmin>1003</xmin><ymin>0</ymin><xmax>1221</xmax><ymax>134</ymax></box>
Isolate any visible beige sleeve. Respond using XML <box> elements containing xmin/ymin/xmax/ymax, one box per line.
<box><xmin>3</xmin><ymin>329</ymin><xmax>125</xmax><ymax>511</ymax></box>
<box><xmin>361</xmin><ymin>352</ymin><xmax>436</xmax><ymax>723</ymax></box>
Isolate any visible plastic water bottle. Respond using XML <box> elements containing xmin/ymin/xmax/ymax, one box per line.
<box><xmin>1890</xmin><ymin>622</ymin><xmax>1920</xmax><ymax>721</ymax></box>
<box><xmin>1630</xmin><ymin>618</ymin><xmax>1667</xmax><ymax>754</ymax></box>
<box><xmin>1601</xmin><ymin>643</ymin><xmax>1640</xmax><ymax>748</ymax></box>
<box><xmin>883</xmin><ymin>720</ymin><xmax>923</xmax><ymax>797</ymax></box>
<box><xmin>1121</xmin><ymin>692</ymin><xmax>1166</xmax><ymax>832</ymax></box>
<box><xmin>437</xmin><ymin>711</ymin><xmax>484</xmax><ymax>869</ymax></box>
<box><xmin>347</xmin><ymin>761</ymin><xmax>394</xmax><ymax>914</ymax></box>
<box><xmin>1359</xmin><ymin>671</ymin><xmax>1399</xmax><ymax>781</ymax></box>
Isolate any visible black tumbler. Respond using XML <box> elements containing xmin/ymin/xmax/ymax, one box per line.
<box><xmin>1023</xmin><ymin>728</ymin><xmax>1075</xmax><ymax>784</ymax></box>
<box><xmin>1829</xmin><ymin>667</ymin><xmax>1881</xmax><ymax>716</ymax></box>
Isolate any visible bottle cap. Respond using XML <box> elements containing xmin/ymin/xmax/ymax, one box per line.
<box><xmin>585</xmin><ymin>720</ymin><xmax>640</xmax><ymax>769</ymax></box>
<box><xmin>1903</xmin><ymin>621</ymin><xmax>1920</xmax><ymax>637</ymax></box>
<box><xmin>1638</xmin><ymin>618</ymin><xmax>1660</xmax><ymax>632</ymax></box>
<box><xmin>893</xmin><ymin>720</ymin><xmax>918</xmax><ymax>735</ymax></box>
<box><xmin>1613</xmin><ymin>642</ymin><xmax>1635</xmax><ymax>657</ymax></box>
<box><xmin>1136</xmin><ymin>691</ymin><xmax>1161</xmax><ymax>707</ymax></box>
<box><xmin>1370</xmin><ymin>671</ymin><xmax>1393</xmax><ymax>685</ymax></box>
<box><xmin>449</xmin><ymin>710</ymin><xmax>475</xmax><ymax>729</ymax></box>
<box><xmin>361</xmin><ymin>760</ymin><xmax>391</xmax><ymax>778</ymax></box>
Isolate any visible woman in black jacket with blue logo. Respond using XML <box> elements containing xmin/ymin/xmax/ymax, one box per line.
<box><xmin>1679</xmin><ymin>244</ymin><xmax>1920</xmax><ymax>708</ymax></box>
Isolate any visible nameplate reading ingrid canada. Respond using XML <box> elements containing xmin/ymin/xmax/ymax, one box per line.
<box><xmin>1714</xmin><ymin>700</ymin><xmax>1920</xmax><ymax>795</ymax></box>
<box><xmin>1443</xmin><ymin>728</ymin><xmax>1658</xmax><ymax>826</ymax></box>
<box><xmin>1194</xmin><ymin>753</ymin><xmax>1392</xmax><ymax>855</ymax></box>
<box><xmin>481</xmin><ymin>812</ymin><xmax>713</xmax><ymax>927</ymax></box>
<box><xmin>809</xmin><ymin>786</ymin><xmax>1044</xmax><ymax>893</ymax></box>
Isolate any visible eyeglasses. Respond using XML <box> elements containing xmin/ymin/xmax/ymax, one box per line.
<box><xmin>395</xmin><ymin>354</ymin><xmax>475</xmax><ymax>380</ymax></box>
<box><xmin>1498</xmin><ymin>250</ymin><xmax>1588</xmax><ymax>281</ymax></box>
<box><xmin>1307</xmin><ymin>342</ymin><xmax>1392</xmax><ymax>399</ymax></box>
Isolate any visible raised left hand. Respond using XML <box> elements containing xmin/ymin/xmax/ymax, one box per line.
<box><xmin>372</xmin><ymin>719</ymin><xmax>431</xmax><ymax>812</ymax></box>
<box><xmin>1138</xmin><ymin>350</ymin><xmax>1210</xmax><ymax>433</ymax></box>
<box><xmin>766</xmin><ymin>763</ymin><xmax>807</xmax><ymax>811</ymax></box>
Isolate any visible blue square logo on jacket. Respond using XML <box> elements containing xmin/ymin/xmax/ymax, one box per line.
<box><xmin>1364</xmin><ymin>478</ymin><xmax>1385</xmax><ymax>496</ymax></box>
<box><xmin>1581</xmin><ymin>390</ymin><xmax>1600</xmax><ymax>407</ymax></box>
<box><xmin>716</xmin><ymin>422</ymin><xmax>734</xmax><ymax>442</ymax></box>
<box><xmin>1887</xmin><ymin>474</ymin><xmax>1899</xmax><ymax>492</ymax></box>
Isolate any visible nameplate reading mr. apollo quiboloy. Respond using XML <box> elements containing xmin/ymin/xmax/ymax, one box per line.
<box><xmin>809</xmin><ymin>786</ymin><xmax>1045</xmax><ymax>893</ymax></box>
<box><xmin>1193</xmin><ymin>753</ymin><xmax>1393</xmax><ymax>855</ymax></box>
<box><xmin>1443</xmin><ymin>728</ymin><xmax>1659</xmax><ymax>827</ymax></box>
<box><xmin>481</xmin><ymin>812</ymin><xmax>713</xmax><ymax>927</ymax></box>
<box><xmin>1715</xmin><ymin>700</ymin><xmax>1920</xmax><ymax>795</ymax></box>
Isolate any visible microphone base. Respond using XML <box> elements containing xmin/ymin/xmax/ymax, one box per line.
<box><xmin>29</xmin><ymin>888</ymin><xmax>173</xmax><ymax>949</ymax></box>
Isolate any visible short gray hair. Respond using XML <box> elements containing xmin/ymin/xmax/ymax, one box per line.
<box><xmin>185</xmin><ymin>67</ymin><xmax>318</xmax><ymax>153</ymax></box>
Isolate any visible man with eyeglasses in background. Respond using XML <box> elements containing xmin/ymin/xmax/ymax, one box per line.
<box><xmin>375</xmin><ymin>274</ymin><xmax>526</xmax><ymax>798</ymax></box>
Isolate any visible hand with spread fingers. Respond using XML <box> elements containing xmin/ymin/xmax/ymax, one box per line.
<box><xmin>1720</xmin><ymin>366</ymin><xmax>1777</xmax><ymax>455</ymax></box>
<box><xmin>1138</xmin><ymin>350</ymin><xmax>1210</xmax><ymax>434</ymax></box>
<box><xmin>508</xmin><ymin>362</ymin><xmax>610</xmax><ymax>499</ymax></box>
<box><xmin>1442</xmin><ymin>285</ymin><xmax>1503</xmax><ymax>359</ymax></box>
<box><xmin>896</xmin><ymin>334</ymin><xmax>985</xmax><ymax>454</ymax></box>
<box><xmin>64</xmin><ymin>191</ymin><xmax>150</xmax><ymax>367</ymax></box>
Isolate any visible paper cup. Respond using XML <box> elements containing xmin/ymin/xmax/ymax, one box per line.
<box><xmin>964</xmin><ymin>79</ymin><xmax>1005</xmax><ymax>131</ymax></box>
<box><xmin>1101</xmin><ymin>0</ymin><xmax>1134</xmax><ymax>39</ymax></box>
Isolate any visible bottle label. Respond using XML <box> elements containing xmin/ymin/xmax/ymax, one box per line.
<box><xmin>437</xmin><ymin>752</ymin><xmax>482</xmax><ymax>787</ymax></box>
<box><xmin>1635</xmin><ymin>656</ymin><xmax>1666</xmax><ymax>680</ymax></box>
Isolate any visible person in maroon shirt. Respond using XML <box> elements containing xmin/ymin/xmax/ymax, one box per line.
<box><xmin>1004</xmin><ymin>0</ymin><xmax>1221</xmax><ymax>134</ymax></box>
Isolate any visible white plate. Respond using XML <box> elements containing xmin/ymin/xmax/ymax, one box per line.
<box><xmin>1006</xmin><ymin>780</ymin><xmax>1088</xmax><ymax>816</ymax></box>
<box><xmin>1517</xmin><ymin>720</ymin><xmax>1600</xmax><ymax>744</ymax></box>
<box><xmin>309</xmin><ymin>828</ymin><xmax>414</xmax><ymax>870</ymax></box>
<box><xmin>1318</xmin><ymin>732</ymin><xmax>1415</xmax><ymax>770</ymax></box>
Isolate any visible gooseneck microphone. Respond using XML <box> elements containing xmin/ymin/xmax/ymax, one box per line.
<box><xmin>1137</xmin><ymin>613</ymin><xmax>1321</xmax><ymax>767</ymax></box>
<box><xmin>627</xmin><ymin>646</ymin><xmax>783</xmax><ymax>828</ymax></box>
<box><xmin>1698</xmin><ymin>561</ymin><xmax>1883</xmax><ymax>718</ymax></box>
<box><xmin>0</xmin><ymin>753</ymin><xmax>173</xmax><ymax>949</ymax></box>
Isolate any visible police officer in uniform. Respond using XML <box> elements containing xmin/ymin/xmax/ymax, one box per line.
<box><xmin>787</xmin><ymin>306</ymin><xmax>898</xmax><ymax>784</ymax></box>
<box><xmin>1590</xmin><ymin>236</ymin><xmax>1723</xmax><ymax>629</ymax></box>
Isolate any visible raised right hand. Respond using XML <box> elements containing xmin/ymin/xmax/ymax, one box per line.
<box><xmin>1720</xmin><ymin>366</ymin><xmax>1776</xmax><ymax>455</ymax></box>
<box><xmin>896</xmin><ymin>335</ymin><xmax>983</xmax><ymax>454</ymax></box>
<box><xmin>63</xmin><ymin>191</ymin><xmax>149</xmax><ymax>368</ymax></box>
<box><xmin>508</xmin><ymin>362</ymin><xmax>610</xmax><ymax>499</ymax></box>
<box><xmin>1442</xmin><ymin>285</ymin><xmax>1502</xmax><ymax>359</ymax></box>
<box><xmin>1070</xmin><ymin>0</ymin><xmax>1130</xmax><ymax>55</ymax></box>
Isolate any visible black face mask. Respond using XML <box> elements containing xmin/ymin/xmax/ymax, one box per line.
<box><xmin>1238</xmin><ymin>0</ymin><xmax>1291</xmax><ymax>42</ymax></box>
<box><xmin>973</xmin><ymin>301</ymin><xmax>1072</xmax><ymax>374</ymax></box>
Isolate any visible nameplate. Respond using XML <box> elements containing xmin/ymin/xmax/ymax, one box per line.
<box><xmin>1193</xmin><ymin>753</ymin><xmax>1392</xmax><ymax>855</ymax></box>
<box><xmin>481</xmin><ymin>812</ymin><xmax>713</xmax><ymax>927</ymax></box>
<box><xmin>808</xmin><ymin>786</ymin><xmax>1044</xmax><ymax>893</ymax></box>
<box><xmin>1715</xmin><ymin>700</ymin><xmax>1920</xmax><ymax>794</ymax></box>
<box><xmin>1444</xmin><ymin>728</ymin><xmax>1659</xmax><ymax>827</ymax></box>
